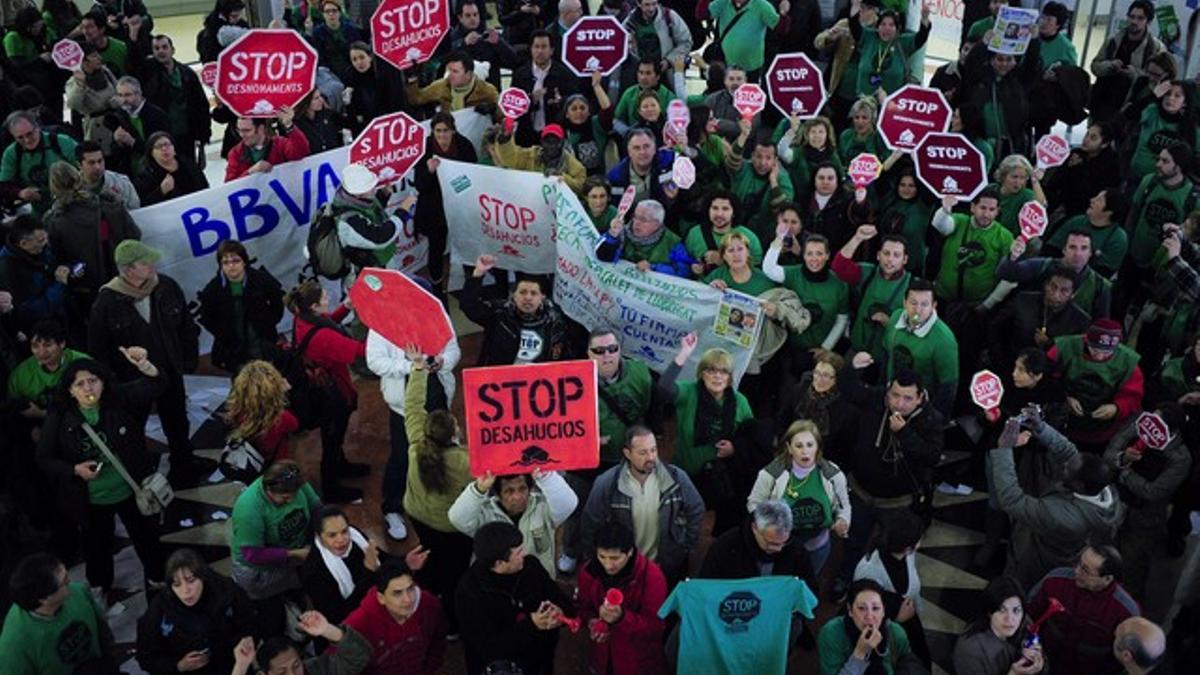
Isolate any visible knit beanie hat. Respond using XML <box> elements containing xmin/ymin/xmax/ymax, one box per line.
<box><xmin>473</xmin><ymin>521</ymin><xmax>523</xmax><ymax>568</ymax></box>
<box><xmin>1086</xmin><ymin>318</ymin><xmax>1123</xmax><ymax>353</ymax></box>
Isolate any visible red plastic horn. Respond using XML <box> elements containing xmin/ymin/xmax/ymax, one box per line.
<box><xmin>559</xmin><ymin>615</ymin><xmax>582</xmax><ymax>633</ymax></box>
<box><xmin>1029</xmin><ymin>597</ymin><xmax>1067</xmax><ymax>635</ymax></box>
<box><xmin>605</xmin><ymin>589</ymin><xmax>624</xmax><ymax>606</ymax></box>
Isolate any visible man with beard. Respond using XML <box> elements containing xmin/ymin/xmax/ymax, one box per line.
<box><xmin>493</xmin><ymin>123</ymin><xmax>587</xmax><ymax>194</ymax></box>
<box><xmin>832</xmin><ymin>225</ymin><xmax>913</xmax><ymax>357</ymax></box>
<box><xmin>1089</xmin><ymin>0</ymin><xmax>1165</xmax><ymax>123</ymax></box>
<box><xmin>105</xmin><ymin>76</ymin><xmax>168</xmax><ymax>176</ymax></box>
<box><xmin>461</xmin><ymin>254</ymin><xmax>571</xmax><ymax>366</ymax></box>
<box><xmin>1000</xmin><ymin>230</ymin><xmax>1113</xmax><ymax>319</ymax></box>
<box><xmin>581</xmin><ymin>425</ymin><xmax>705</xmax><ymax>586</ymax></box>
<box><xmin>683</xmin><ymin>190</ymin><xmax>764</xmax><ymax>275</ymax></box>
<box><xmin>1122</xmin><ymin>145</ymin><xmax>1196</xmax><ymax>314</ymax></box>
<box><xmin>990</xmin><ymin>266</ymin><xmax>1092</xmax><ymax>369</ymax></box>
<box><xmin>1048</xmin><ymin>318</ymin><xmax>1144</xmax><ymax>452</ymax></box>
<box><xmin>76</xmin><ymin>141</ymin><xmax>140</xmax><ymax>210</ymax></box>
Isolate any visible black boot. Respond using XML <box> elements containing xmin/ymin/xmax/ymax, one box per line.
<box><xmin>973</xmin><ymin>507</ymin><xmax>1009</xmax><ymax>569</ymax></box>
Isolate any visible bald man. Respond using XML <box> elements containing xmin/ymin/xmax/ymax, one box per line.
<box><xmin>1113</xmin><ymin>617</ymin><xmax>1167</xmax><ymax>674</ymax></box>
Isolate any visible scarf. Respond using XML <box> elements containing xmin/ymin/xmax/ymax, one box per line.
<box><xmin>450</xmin><ymin>74</ymin><xmax>476</xmax><ymax>110</ymax></box>
<box><xmin>801</xmin><ymin>265</ymin><xmax>830</xmax><ymax>283</ymax></box>
<box><xmin>627</xmin><ymin>223</ymin><xmax>666</xmax><ymax>248</ymax></box>
<box><xmin>103</xmin><ymin>273</ymin><xmax>159</xmax><ymax>300</ymax></box>
<box><xmin>694</xmin><ymin>384</ymin><xmax>736</xmax><ymax>446</ymax></box>
<box><xmin>795</xmin><ymin>371</ymin><xmax>839</xmax><ymax>437</ymax></box>
<box><xmin>841</xmin><ymin>617</ymin><xmax>891</xmax><ymax>675</ymax></box>
<box><xmin>317</xmin><ymin>527</ymin><xmax>370</xmax><ymax>599</ymax></box>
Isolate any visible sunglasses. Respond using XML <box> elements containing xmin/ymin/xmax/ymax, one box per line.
<box><xmin>589</xmin><ymin>345</ymin><xmax>620</xmax><ymax>355</ymax></box>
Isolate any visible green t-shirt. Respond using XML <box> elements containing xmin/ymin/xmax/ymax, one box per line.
<box><xmin>231</xmin><ymin>477</ymin><xmax>321</xmax><ymax>568</ymax></box>
<box><xmin>2</xmin><ymin>32</ymin><xmax>39</xmax><ymax>60</ymax></box>
<box><xmin>659</xmin><ymin>576</ymin><xmax>818</xmax><ymax>675</ymax></box>
<box><xmin>883</xmin><ymin>309</ymin><xmax>960</xmax><ymax>392</ymax></box>
<box><xmin>7</xmin><ymin>349</ymin><xmax>88</xmax><ymax>408</ymax></box>
<box><xmin>1131</xmin><ymin>105</ymin><xmax>1200</xmax><ymax>177</ymax></box>
<box><xmin>934</xmin><ymin>213</ymin><xmax>1014</xmax><ymax>302</ymax></box>
<box><xmin>853</xmin><ymin>25</ymin><xmax>921</xmax><ymax>96</ymax></box>
<box><xmin>728</xmin><ymin>164</ymin><xmax>794</xmax><ymax>237</ymax></box>
<box><xmin>589</xmin><ymin>205</ymin><xmax>617</xmax><ymax>234</ymax></box>
<box><xmin>612</xmin><ymin>84</ymin><xmax>677</xmax><ymax>126</ymax></box>
<box><xmin>709</xmin><ymin>0</ymin><xmax>781</xmax><ymax>72</ymax></box>
<box><xmin>97</xmin><ymin>37</ymin><xmax>128</xmax><ymax>76</ymax></box>
<box><xmin>685</xmin><ymin>225</ymin><xmax>764</xmax><ymax>266</ymax></box>
<box><xmin>1046</xmin><ymin>214</ymin><xmax>1127</xmax><ymax>275</ymax></box>
<box><xmin>781</xmin><ymin>268</ymin><xmax>850</xmax><ymax>349</ymax></box>
<box><xmin>993</xmin><ymin>185</ymin><xmax>1035</xmax><ymax>237</ymax></box>
<box><xmin>0</xmin><ymin>583</ymin><xmax>107</xmax><ymax>675</ymax></box>
<box><xmin>597</xmin><ymin>358</ymin><xmax>654</xmax><ymax>463</ymax></box>
<box><xmin>75</xmin><ymin>405</ymin><xmax>135</xmax><ymax>506</ymax></box>
<box><xmin>704</xmin><ymin>266</ymin><xmax>777</xmax><ymax>296</ymax></box>
<box><xmin>1039</xmin><ymin>32</ymin><xmax>1079</xmax><ymax>70</ymax></box>
<box><xmin>783</xmin><ymin>468</ymin><xmax>833</xmax><ymax>539</ymax></box>
<box><xmin>967</xmin><ymin>16</ymin><xmax>994</xmax><ymax>42</ymax></box>
<box><xmin>1128</xmin><ymin>174</ymin><xmax>1196</xmax><ymax>268</ymax></box>
<box><xmin>849</xmin><ymin>264</ymin><xmax>911</xmax><ymax>355</ymax></box>
<box><xmin>838</xmin><ymin>128</ymin><xmax>885</xmax><ymax>166</ymax></box>
<box><xmin>0</xmin><ymin>132</ymin><xmax>79</xmax><ymax>197</ymax></box>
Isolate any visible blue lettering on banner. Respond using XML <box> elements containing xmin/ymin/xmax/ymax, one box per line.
<box><xmin>182</xmin><ymin>161</ymin><xmax>342</xmax><ymax>257</ymax></box>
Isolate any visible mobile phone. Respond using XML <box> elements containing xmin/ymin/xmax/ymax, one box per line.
<box><xmin>71</xmin><ymin>262</ymin><xmax>86</xmax><ymax>277</ymax></box>
<box><xmin>94</xmin><ymin>462</ymin><xmax>104</xmax><ymax>472</ymax></box>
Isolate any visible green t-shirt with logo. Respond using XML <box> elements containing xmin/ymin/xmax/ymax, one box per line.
<box><xmin>783</xmin><ymin>469</ymin><xmax>832</xmax><ymax>540</ymax></box>
<box><xmin>1047</xmin><ymin>214</ymin><xmax>1128</xmax><ymax>275</ymax></box>
<box><xmin>1128</xmin><ymin>174</ymin><xmax>1196</xmax><ymax>268</ymax></box>
<box><xmin>934</xmin><ymin>213</ymin><xmax>1014</xmax><ymax>302</ymax></box>
<box><xmin>231</xmin><ymin>476</ymin><xmax>321</xmax><ymax>568</ymax></box>
<box><xmin>0</xmin><ymin>582</ymin><xmax>108</xmax><ymax>675</ymax></box>
<box><xmin>76</xmin><ymin>405</ymin><xmax>135</xmax><ymax>506</ymax></box>
<box><xmin>883</xmin><ymin>308</ymin><xmax>960</xmax><ymax>392</ymax></box>
<box><xmin>781</xmin><ymin>268</ymin><xmax>850</xmax><ymax>349</ymax></box>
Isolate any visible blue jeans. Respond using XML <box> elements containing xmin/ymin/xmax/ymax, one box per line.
<box><xmin>807</xmin><ymin>538</ymin><xmax>832</xmax><ymax>576</ymax></box>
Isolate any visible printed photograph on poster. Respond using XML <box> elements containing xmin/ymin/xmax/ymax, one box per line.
<box><xmin>712</xmin><ymin>290</ymin><xmax>763</xmax><ymax>349</ymax></box>
<box><xmin>988</xmin><ymin>7</ymin><xmax>1039</xmax><ymax>55</ymax></box>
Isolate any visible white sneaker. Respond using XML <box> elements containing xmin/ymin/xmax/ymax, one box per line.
<box><xmin>385</xmin><ymin>513</ymin><xmax>408</xmax><ymax>540</ymax></box>
<box><xmin>557</xmin><ymin>554</ymin><xmax>577</xmax><ymax>574</ymax></box>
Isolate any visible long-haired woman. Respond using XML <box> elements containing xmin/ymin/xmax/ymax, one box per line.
<box><xmin>224</xmin><ymin>360</ymin><xmax>299</xmax><ymax>464</ymax></box>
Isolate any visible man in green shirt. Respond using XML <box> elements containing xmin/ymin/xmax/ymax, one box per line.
<box><xmin>998</xmin><ymin>230</ymin><xmax>1113</xmax><ymax>319</ymax></box>
<box><xmin>706</xmin><ymin>0</ymin><xmax>780</xmax><ymax>77</ymax></box>
<box><xmin>931</xmin><ymin>188</ymin><xmax>1014</xmax><ymax>305</ymax></box>
<box><xmin>865</xmin><ymin>278</ymin><xmax>960</xmax><ymax>415</ymax></box>
<box><xmin>967</xmin><ymin>0</ymin><xmax>1007</xmax><ymax>42</ymax></box>
<box><xmin>80</xmin><ymin>9</ymin><xmax>128</xmax><ymax>76</ymax></box>
<box><xmin>1122</xmin><ymin>145</ymin><xmax>1196</xmax><ymax>315</ymax></box>
<box><xmin>1044</xmin><ymin>189</ymin><xmax>1129</xmax><ymax>278</ymax></box>
<box><xmin>833</xmin><ymin>225</ymin><xmax>913</xmax><ymax>356</ymax></box>
<box><xmin>0</xmin><ymin>553</ymin><xmax>116</xmax><ymax>675</ymax></box>
<box><xmin>1037</xmin><ymin>3</ymin><xmax>1078</xmax><ymax>70</ymax></box>
<box><xmin>684</xmin><ymin>190</ymin><xmax>764</xmax><ymax>273</ymax></box>
<box><xmin>612</xmin><ymin>57</ymin><xmax>681</xmax><ymax>134</ymax></box>
<box><xmin>0</xmin><ymin>111</ymin><xmax>78</xmax><ymax>212</ymax></box>
<box><xmin>725</xmin><ymin>120</ymin><xmax>795</xmax><ymax>239</ymax></box>
<box><xmin>8</xmin><ymin>319</ymin><xmax>88</xmax><ymax>426</ymax></box>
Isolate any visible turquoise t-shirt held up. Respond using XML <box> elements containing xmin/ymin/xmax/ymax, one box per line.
<box><xmin>659</xmin><ymin>576</ymin><xmax>818</xmax><ymax>674</ymax></box>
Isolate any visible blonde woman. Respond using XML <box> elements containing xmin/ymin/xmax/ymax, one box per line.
<box><xmin>747</xmin><ymin>420</ymin><xmax>851</xmax><ymax>573</ymax></box>
<box><xmin>777</xmin><ymin>114</ymin><xmax>842</xmax><ymax>193</ymax></box>
<box><xmin>224</xmin><ymin>360</ymin><xmax>298</xmax><ymax>463</ymax></box>
<box><xmin>990</xmin><ymin>154</ymin><xmax>1047</xmax><ymax>237</ymax></box>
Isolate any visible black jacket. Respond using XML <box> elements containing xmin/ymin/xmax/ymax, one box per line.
<box><xmin>455</xmin><ymin>555</ymin><xmax>571</xmax><ymax>675</ymax></box>
<box><xmin>963</xmin><ymin>39</ymin><xmax>1043</xmax><ymax>155</ymax></box>
<box><xmin>0</xmin><ymin>241</ymin><xmax>66</xmax><ymax>338</ymax></box>
<box><xmin>36</xmin><ymin>372</ymin><xmax>164</xmax><ymax>524</ymax></box>
<box><xmin>989</xmin><ymin>291</ymin><xmax>1091</xmax><ymax>368</ymax></box>
<box><xmin>104</xmin><ymin>101</ymin><xmax>171</xmax><ymax>176</ymax></box>
<box><xmin>510</xmin><ymin>61</ymin><xmax>580</xmax><ymax>145</ymax></box>
<box><xmin>196</xmin><ymin>266</ymin><xmax>284</xmax><ymax>373</ymax></box>
<box><xmin>298</xmin><ymin>538</ymin><xmax>382</xmax><ymax>626</ymax></box>
<box><xmin>44</xmin><ymin>194</ymin><xmax>141</xmax><ymax>293</ymax></box>
<box><xmin>296</xmin><ymin>110</ymin><xmax>346</xmax><ymax>155</ymax></box>
<box><xmin>837</xmin><ymin>368</ymin><xmax>946</xmax><ymax>500</ymax></box>
<box><xmin>460</xmin><ymin>274</ymin><xmax>571</xmax><ymax>366</ymax></box>
<box><xmin>135</xmin><ymin>569</ymin><xmax>256</xmax><ymax>675</ymax></box>
<box><xmin>88</xmin><ymin>273</ymin><xmax>200</xmax><ymax>378</ymax></box>
<box><xmin>138</xmin><ymin>58</ymin><xmax>211</xmax><ymax>146</ymax></box>
<box><xmin>134</xmin><ymin>155</ymin><xmax>209</xmax><ymax>206</ymax></box>
<box><xmin>699</xmin><ymin>517</ymin><xmax>816</xmax><ymax>586</ymax></box>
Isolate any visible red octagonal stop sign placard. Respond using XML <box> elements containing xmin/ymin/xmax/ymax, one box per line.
<box><xmin>914</xmin><ymin>132</ymin><xmax>987</xmax><ymax>202</ymax></box>
<box><xmin>562</xmin><ymin>15</ymin><xmax>628</xmax><ymax>77</ymax></box>
<box><xmin>350</xmin><ymin>267</ymin><xmax>454</xmax><ymax>358</ymax></box>
<box><xmin>52</xmin><ymin>39</ymin><xmax>83</xmax><ymax>71</ymax></box>
<box><xmin>216</xmin><ymin>29</ymin><xmax>318</xmax><ymax>118</ymax></box>
<box><xmin>733</xmin><ymin>84</ymin><xmax>767</xmax><ymax>119</ymax></box>
<box><xmin>372</xmin><ymin>0</ymin><xmax>450</xmax><ymax>71</ymax></box>
<box><xmin>766</xmin><ymin>52</ymin><xmax>826</xmax><ymax>119</ymax></box>
<box><xmin>1136</xmin><ymin>412</ymin><xmax>1170</xmax><ymax>450</ymax></box>
<box><xmin>349</xmin><ymin>112</ymin><xmax>426</xmax><ymax>183</ymax></box>
<box><xmin>499</xmin><ymin>88</ymin><xmax>531</xmax><ymax>119</ymax></box>
<box><xmin>1035</xmin><ymin>134</ymin><xmax>1070</xmax><ymax>169</ymax></box>
<box><xmin>878</xmin><ymin>84</ymin><xmax>952</xmax><ymax>152</ymax></box>
<box><xmin>971</xmin><ymin>370</ymin><xmax>1004</xmax><ymax>410</ymax></box>
<box><xmin>1018</xmin><ymin>201</ymin><xmax>1048</xmax><ymax>241</ymax></box>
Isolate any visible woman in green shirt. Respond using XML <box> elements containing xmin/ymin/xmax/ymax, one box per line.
<box><xmin>36</xmin><ymin>349</ymin><xmax>167</xmax><ymax>599</ymax></box>
<box><xmin>583</xmin><ymin>176</ymin><xmax>617</xmax><ymax>234</ymax></box>
<box><xmin>818</xmin><ymin>579</ymin><xmax>914</xmax><ymax>675</ymax></box>
<box><xmin>877</xmin><ymin>167</ymin><xmax>934</xmax><ymax>274</ymax></box>
<box><xmin>839</xmin><ymin>97</ymin><xmax>886</xmax><ymax>165</ymax></box>
<box><xmin>777</xmin><ymin>114</ymin><xmax>844</xmax><ymax>197</ymax></box>
<box><xmin>705</xmin><ymin>231</ymin><xmax>777</xmax><ymax>296</ymax></box>
<box><xmin>764</xmin><ymin>233</ymin><xmax>851</xmax><ymax>354</ymax></box>
<box><xmin>1129</xmin><ymin>80</ymin><xmax>1200</xmax><ymax>178</ymax></box>
<box><xmin>848</xmin><ymin>3</ymin><xmax>931</xmax><ymax>99</ymax></box>
<box><xmin>989</xmin><ymin>154</ymin><xmax>1046</xmax><ymax>237</ymax></box>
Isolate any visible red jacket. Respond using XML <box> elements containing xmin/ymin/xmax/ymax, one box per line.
<box><xmin>576</xmin><ymin>552</ymin><xmax>669</xmax><ymax>675</ymax></box>
<box><xmin>1028</xmin><ymin>566</ymin><xmax>1140</xmax><ymax>674</ymax></box>
<box><xmin>341</xmin><ymin>584</ymin><xmax>448</xmax><ymax>675</ymax></box>
<box><xmin>225</xmin><ymin>127</ymin><xmax>311</xmax><ymax>181</ymax></box>
<box><xmin>293</xmin><ymin>305</ymin><xmax>365</xmax><ymax>405</ymax></box>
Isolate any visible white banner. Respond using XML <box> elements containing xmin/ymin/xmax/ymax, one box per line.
<box><xmin>130</xmin><ymin>110</ymin><xmax>492</xmax><ymax>301</ymax></box>
<box><xmin>437</xmin><ymin>159</ymin><xmax>559</xmax><ymax>275</ymax></box>
<box><xmin>549</xmin><ymin>181</ymin><xmax>754</xmax><ymax>384</ymax></box>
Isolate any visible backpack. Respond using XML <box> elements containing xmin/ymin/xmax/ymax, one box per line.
<box><xmin>218</xmin><ymin>437</ymin><xmax>266</xmax><ymax>484</ymax></box>
<box><xmin>306</xmin><ymin>203</ymin><xmax>350</xmax><ymax>280</ymax></box>
<box><xmin>274</xmin><ymin>324</ymin><xmax>334</xmax><ymax>430</ymax></box>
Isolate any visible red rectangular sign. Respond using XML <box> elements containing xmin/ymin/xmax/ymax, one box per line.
<box><xmin>463</xmin><ymin>360</ymin><xmax>600</xmax><ymax>476</ymax></box>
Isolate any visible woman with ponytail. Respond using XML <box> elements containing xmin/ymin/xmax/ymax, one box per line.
<box><xmin>398</xmin><ymin>342</ymin><xmax>473</xmax><ymax>636</ymax></box>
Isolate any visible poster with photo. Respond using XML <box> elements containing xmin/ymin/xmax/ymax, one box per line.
<box><xmin>988</xmin><ymin>7</ymin><xmax>1039</xmax><ymax>55</ymax></box>
<box><xmin>712</xmin><ymin>290</ymin><xmax>764</xmax><ymax>349</ymax></box>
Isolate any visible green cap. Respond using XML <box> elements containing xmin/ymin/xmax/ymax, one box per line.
<box><xmin>114</xmin><ymin>240</ymin><xmax>162</xmax><ymax>267</ymax></box>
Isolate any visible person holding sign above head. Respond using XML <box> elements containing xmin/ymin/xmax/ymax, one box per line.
<box><xmin>998</xmin><ymin>228</ymin><xmax>1113</xmax><ymax>320</ymax></box>
<box><xmin>492</xmin><ymin>122</ymin><xmax>588</xmax><ymax>195</ymax></box>
<box><xmin>576</xmin><ymin>521</ymin><xmax>671</xmax><ymax>675</ymax></box>
<box><xmin>847</xmin><ymin>0</ymin><xmax>930</xmax><ymax>99</ymax></box>
<box><xmin>580</xmin><ymin>424</ymin><xmax>705</xmax><ymax>587</ymax></box>
<box><xmin>455</xmin><ymin>521</ymin><xmax>574</xmax><ymax>675</ymax></box>
<box><xmin>961</xmin><ymin>16</ymin><xmax>1043</xmax><ymax>158</ymax></box>
<box><xmin>764</xmin><ymin>230</ymin><xmax>851</xmax><ymax>362</ymax></box>
<box><xmin>225</xmin><ymin>106</ymin><xmax>311</xmax><ymax>182</ymax></box>
<box><xmin>460</xmin><ymin>254</ymin><xmax>571</xmax><ymax>366</ymax></box>
<box><xmin>448</xmin><ymin>464</ymin><xmax>578</xmax><ymax>577</ymax></box>
<box><xmin>595</xmin><ymin>199</ymin><xmax>695</xmax><ymax>277</ymax></box>
<box><xmin>725</xmin><ymin>119</ymin><xmax>796</xmax><ymax>240</ymax></box>
<box><xmin>831</xmin><ymin>224</ymin><xmax>912</xmax><ymax>358</ymax></box>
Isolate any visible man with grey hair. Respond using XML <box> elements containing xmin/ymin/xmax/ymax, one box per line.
<box><xmin>1113</xmin><ymin>617</ymin><xmax>1167</xmax><ymax>675</ymax></box>
<box><xmin>595</xmin><ymin>198</ymin><xmax>695</xmax><ymax>277</ymax></box>
<box><xmin>549</xmin><ymin>0</ymin><xmax>584</xmax><ymax>50</ymax></box>
<box><xmin>700</xmin><ymin>498</ymin><xmax>816</xmax><ymax>584</ymax></box>
<box><xmin>606</xmin><ymin>128</ymin><xmax>679</xmax><ymax>207</ymax></box>
<box><xmin>88</xmin><ymin>240</ymin><xmax>201</xmax><ymax>481</ymax></box>
<box><xmin>0</xmin><ymin>111</ymin><xmax>78</xmax><ymax>211</ymax></box>
<box><xmin>109</xmin><ymin>75</ymin><xmax>169</xmax><ymax>176</ymax></box>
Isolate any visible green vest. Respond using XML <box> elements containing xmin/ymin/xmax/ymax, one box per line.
<box><xmin>1129</xmin><ymin>174</ymin><xmax>1196</xmax><ymax>268</ymax></box>
<box><xmin>782</xmin><ymin>268</ymin><xmax>850</xmax><ymax>349</ymax></box>
<box><xmin>598</xmin><ymin>359</ymin><xmax>654</xmax><ymax>463</ymax></box>
<box><xmin>850</xmin><ymin>265</ymin><xmax>911</xmax><ymax>354</ymax></box>
<box><xmin>622</xmin><ymin>229</ymin><xmax>682</xmax><ymax>265</ymax></box>
<box><xmin>1054</xmin><ymin>336</ymin><xmax>1139</xmax><ymax>412</ymax></box>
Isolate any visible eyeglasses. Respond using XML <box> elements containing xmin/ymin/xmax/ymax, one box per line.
<box><xmin>589</xmin><ymin>345</ymin><xmax>620</xmax><ymax>355</ymax></box>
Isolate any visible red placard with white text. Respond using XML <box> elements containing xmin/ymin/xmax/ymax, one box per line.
<box><xmin>463</xmin><ymin>360</ymin><xmax>600</xmax><ymax>475</ymax></box>
<box><xmin>52</xmin><ymin>39</ymin><xmax>83</xmax><ymax>71</ymax></box>
<box><xmin>1035</xmin><ymin>134</ymin><xmax>1070</xmax><ymax>169</ymax></box>
<box><xmin>1018</xmin><ymin>201</ymin><xmax>1048</xmax><ymax>242</ymax></box>
<box><xmin>371</xmin><ymin>0</ymin><xmax>451</xmax><ymax>71</ymax></box>
<box><xmin>1135</xmin><ymin>412</ymin><xmax>1170</xmax><ymax>450</ymax></box>
<box><xmin>499</xmin><ymin>88</ymin><xmax>531</xmax><ymax>119</ymax></box>
<box><xmin>971</xmin><ymin>370</ymin><xmax>1004</xmax><ymax>411</ymax></box>
<box><xmin>733</xmin><ymin>84</ymin><xmax>767</xmax><ymax>119</ymax></box>
<box><xmin>215</xmin><ymin>29</ymin><xmax>318</xmax><ymax>117</ymax></box>
<box><xmin>349</xmin><ymin>112</ymin><xmax>426</xmax><ymax>183</ymax></box>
